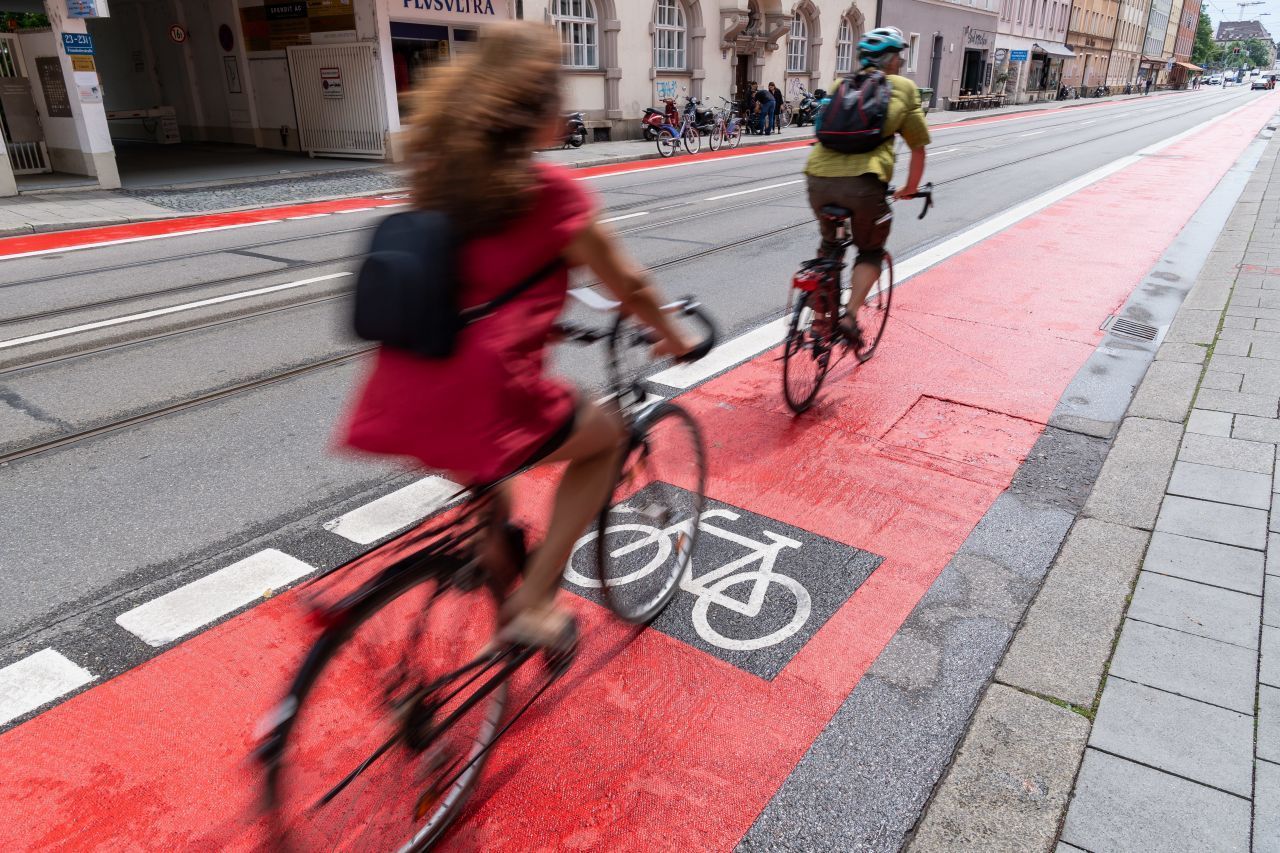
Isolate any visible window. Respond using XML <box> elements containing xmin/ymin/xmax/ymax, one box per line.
<box><xmin>1041</xmin><ymin>0</ymin><xmax>1048</xmax><ymax>27</ymax></box>
<box><xmin>654</xmin><ymin>0</ymin><xmax>686</xmax><ymax>71</ymax></box>
<box><xmin>907</xmin><ymin>32</ymin><xmax>920</xmax><ymax>71</ymax></box>
<box><xmin>787</xmin><ymin>13</ymin><xmax>808</xmax><ymax>73</ymax></box>
<box><xmin>553</xmin><ymin>0</ymin><xmax>597</xmax><ymax>69</ymax></box>
<box><xmin>1017</xmin><ymin>0</ymin><xmax>1023</xmax><ymax>22</ymax></box>
<box><xmin>835</xmin><ymin>18</ymin><xmax>855</xmax><ymax>73</ymax></box>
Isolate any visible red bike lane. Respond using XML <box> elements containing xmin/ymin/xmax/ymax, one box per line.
<box><xmin>2</xmin><ymin>95</ymin><xmax>1275</xmax><ymax>851</ymax></box>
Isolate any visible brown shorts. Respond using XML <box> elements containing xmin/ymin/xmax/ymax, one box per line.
<box><xmin>805</xmin><ymin>173</ymin><xmax>892</xmax><ymax>266</ymax></box>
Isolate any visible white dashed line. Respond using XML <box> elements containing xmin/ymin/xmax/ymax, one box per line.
<box><xmin>335</xmin><ymin>207</ymin><xmax>376</xmax><ymax>214</ymax></box>
<box><xmin>0</xmin><ymin>272</ymin><xmax>352</xmax><ymax>351</ymax></box>
<box><xmin>116</xmin><ymin>549</ymin><xmax>316</xmax><ymax>647</ymax></box>
<box><xmin>285</xmin><ymin>213</ymin><xmax>332</xmax><ymax>220</ymax></box>
<box><xmin>0</xmin><ymin>649</ymin><xmax>95</xmax><ymax>726</ymax></box>
<box><xmin>1019</xmin><ymin>129</ymin><xmax>1047</xmax><ymax>137</ymax></box>
<box><xmin>600</xmin><ymin>212</ymin><xmax>650</xmax><ymax>224</ymax></box>
<box><xmin>705</xmin><ymin>180</ymin><xmax>803</xmax><ymax>201</ymax></box>
<box><xmin>324</xmin><ymin>475</ymin><xmax>461</xmax><ymax>545</ymax></box>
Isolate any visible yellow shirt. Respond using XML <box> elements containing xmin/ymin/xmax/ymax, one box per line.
<box><xmin>805</xmin><ymin>74</ymin><xmax>931</xmax><ymax>183</ymax></box>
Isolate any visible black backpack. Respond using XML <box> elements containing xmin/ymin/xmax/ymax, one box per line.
<box><xmin>816</xmin><ymin>71</ymin><xmax>892</xmax><ymax>154</ymax></box>
<box><xmin>352</xmin><ymin>210</ymin><xmax>562</xmax><ymax>359</ymax></box>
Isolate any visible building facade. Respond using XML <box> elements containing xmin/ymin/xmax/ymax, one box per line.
<box><xmin>1138</xmin><ymin>0</ymin><xmax>1173</xmax><ymax>83</ymax></box>
<box><xmin>1109</xmin><ymin>0</ymin><xmax>1152</xmax><ymax>88</ymax></box>
<box><xmin>2</xmin><ymin>0</ymin><xmax>893</xmax><ymax>196</ymax></box>
<box><xmin>1168</xmin><ymin>0</ymin><xmax>1201</xmax><ymax>86</ymax></box>
<box><xmin>1063</xmin><ymin>0</ymin><xmax>1120</xmax><ymax>87</ymax></box>
<box><xmin>1214</xmin><ymin>20</ymin><xmax>1276</xmax><ymax>67</ymax></box>
<box><xmin>993</xmin><ymin>0</ymin><xmax>1075</xmax><ymax>102</ymax></box>
<box><xmin>879</xmin><ymin>0</ymin><xmax>1000</xmax><ymax>107</ymax></box>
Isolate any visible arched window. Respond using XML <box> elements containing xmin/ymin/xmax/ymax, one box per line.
<box><xmin>553</xmin><ymin>0</ymin><xmax>598</xmax><ymax>69</ymax></box>
<box><xmin>835</xmin><ymin>18</ymin><xmax>855</xmax><ymax>74</ymax></box>
<box><xmin>787</xmin><ymin>13</ymin><xmax>809</xmax><ymax>73</ymax></box>
<box><xmin>654</xmin><ymin>0</ymin><xmax>686</xmax><ymax>71</ymax></box>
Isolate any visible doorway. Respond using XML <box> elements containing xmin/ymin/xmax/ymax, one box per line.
<box><xmin>961</xmin><ymin>49</ymin><xmax>985</xmax><ymax>93</ymax></box>
<box><xmin>735</xmin><ymin>54</ymin><xmax>753</xmax><ymax>110</ymax></box>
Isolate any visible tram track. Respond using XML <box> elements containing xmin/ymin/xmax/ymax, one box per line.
<box><xmin>0</xmin><ymin>91</ymin><xmax>1259</xmax><ymax>465</ymax></box>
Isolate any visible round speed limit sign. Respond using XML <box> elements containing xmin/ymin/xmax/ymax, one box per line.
<box><xmin>169</xmin><ymin>24</ymin><xmax>187</xmax><ymax>44</ymax></box>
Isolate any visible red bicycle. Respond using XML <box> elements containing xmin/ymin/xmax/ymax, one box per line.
<box><xmin>782</xmin><ymin>184</ymin><xmax>933</xmax><ymax>414</ymax></box>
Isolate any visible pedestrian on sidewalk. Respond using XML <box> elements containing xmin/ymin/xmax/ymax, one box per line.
<box><xmin>768</xmin><ymin>82</ymin><xmax>785</xmax><ymax>133</ymax></box>
<box><xmin>1145</xmin><ymin>77</ymin><xmax>1153</xmax><ymax>96</ymax></box>
<box><xmin>756</xmin><ymin>86</ymin><xmax>777</xmax><ymax>135</ymax></box>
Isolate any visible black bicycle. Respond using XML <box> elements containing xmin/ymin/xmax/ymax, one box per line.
<box><xmin>782</xmin><ymin>184</ymin><xmax>933</xmax><ymax>414</ymax></box>
<box><xmin>256</xmin><ymin>296</ymin><xmax>716</xmax><ymax>851</ymax></box>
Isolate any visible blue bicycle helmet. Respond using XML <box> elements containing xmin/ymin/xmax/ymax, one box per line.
<box><xmin>858</xmin><ymin>27</ymin><xmax>905</xmax><ymax>68</ymax></box>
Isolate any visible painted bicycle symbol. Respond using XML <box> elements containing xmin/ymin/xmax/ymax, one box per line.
<box><xmin>565</xmin><ymin>508</ymin><xmax>813</xmax><ymax>651</ymax></box>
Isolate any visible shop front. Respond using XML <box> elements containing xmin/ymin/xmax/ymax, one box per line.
<box><xmin>996</xmin><ymin>35</ymin><xmax>1073</xmax><ymax>102</ymax></box>
<box><xmin>961</xmin><ymin>26</ymin><xmax>993</xmax><ymax>95</ymax></box>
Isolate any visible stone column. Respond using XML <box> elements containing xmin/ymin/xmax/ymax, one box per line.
<box><xmin>41</xmin><ymin>0</ymin><xmax>120</xmax><ymax>188</ymax></box>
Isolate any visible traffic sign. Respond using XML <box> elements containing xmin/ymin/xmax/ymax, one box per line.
<box><xmin>169</xmin><ymin>24</ymin><xmax>187</xmax><ymax>44</ymax></box>
<box><xmin>1010</xmin><ymin>49</ymin><xmax>1029</xmax><ymax>61</ymax></box>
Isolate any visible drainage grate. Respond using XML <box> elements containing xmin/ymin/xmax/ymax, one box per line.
<box><xmin>1102</xmin><ymin>315</ymin><xmax>1160</xmax><ymax>341</ymax></box>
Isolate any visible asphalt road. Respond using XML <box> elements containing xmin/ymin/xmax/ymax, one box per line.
<box><xmin>0</xmin><ymin>86</ymin><xmax>1264</xmax><ymax>659</ymax></box>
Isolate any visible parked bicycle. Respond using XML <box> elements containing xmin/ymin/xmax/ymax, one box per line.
<box><xmin>781</xmin><ymin>184</ymin><xmax>934</xmax><ymax>414</ymax></box>
<box><xmin>708</xmin><ymin>97</ymin><xmax>749</xmax><ymax>151</ymax></box>
<box><xmin>656</xmin><ymin>96</ymin><xmax>702</xmax><ymax>158</ymax></box>
<box><xmin>257</xmin><ymin>294</ymin><xmax>716</xmax><ymax>851</ymax></box>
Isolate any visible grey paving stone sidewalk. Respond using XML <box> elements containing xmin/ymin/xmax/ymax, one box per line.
<box><xmin>910</xmin><ymin>121</ymin><xmax>1280</xmax><ymax>850</ymax></box>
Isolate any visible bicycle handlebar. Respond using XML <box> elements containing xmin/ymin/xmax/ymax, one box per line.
<box><xmin>886</xmin><ymin>182</ymin><xmax>935</xmax><ymax>220</ymax></box>
<box><xmin>554</xmin><ymin>297</ymin><xmax>718</xmax><ymax>364</ymax></box>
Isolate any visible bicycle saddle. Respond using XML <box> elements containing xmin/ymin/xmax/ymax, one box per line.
<box><xmin>819</xmin><ymin>204</ymin><xmax>852</xmax><ymax>221</ymax></box>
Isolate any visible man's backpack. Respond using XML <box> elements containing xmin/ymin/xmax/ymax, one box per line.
<box><xmin>352</xmin><ymin>210</ymin><xmax>562</xmax><ymax>359</ymax></box>
<box><xmin>815</xmin><ymin>71</ymin><xmax>892</xmax><ymax>154</ymax></box>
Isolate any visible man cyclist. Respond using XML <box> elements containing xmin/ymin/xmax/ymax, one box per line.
<box><xmin>805</xmin><ymin>26</ymin><xmax>929</xmax><ymax>346</ymax></box>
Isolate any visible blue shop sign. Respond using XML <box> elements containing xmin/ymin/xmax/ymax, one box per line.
<box><xmin>66</xmin><ymin>0</ymin><xmax>100</xmax><ymax>18</ymax></box>
<box><xmin>62</xmin><ymin>33</ymin><xmax>95</xmax><ymax>55</ymax></box>
<box><xmin>1010</xmin><ymin>50</ymin><xmax>1029</xmax><ymax>61</ymax></box>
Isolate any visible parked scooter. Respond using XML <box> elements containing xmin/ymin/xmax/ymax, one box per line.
<box><xmin>563</xmin><ymin>112</ymin><xmax>586</xmax><ymax>148</ymax></box>
<box><xmin>793</xmin><ymin>88</ymin><xmax>824</xmax><ymax>126</ymax></box>
<box><xmin>688</xmin><ymin>96</ymin><xmax>716</xmax><ymax>134</ymax></box>
<box><xmin>642</xmin><ymin>99</ymin><xmax>678</xmax><ymax>141</ymax></box>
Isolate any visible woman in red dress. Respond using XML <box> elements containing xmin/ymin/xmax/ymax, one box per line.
<box><xmin>340</xmin><ymin>23</ymin><xmax>692</xmax><ymax>645</ymax></box>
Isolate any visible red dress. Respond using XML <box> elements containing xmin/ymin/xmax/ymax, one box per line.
<box><xmin>340</xmin><ymin>163</ymin><xmax>594</xmax><ymax>483</ymax></box>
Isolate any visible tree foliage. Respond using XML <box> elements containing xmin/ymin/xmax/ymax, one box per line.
<box><xmin>1245</xmin><ymin>37</ymin><xmax>1271</xmax><ymax>68</ymax></box>
<box><xmin>1191</xmin><ymin>11</ymin><xmax>1216</xmax><ymax>66</ymax></box>
<box><xmin>2</xmin><ymin>11</ymin><xmax>50</xmax><ymax>30</ymax></box>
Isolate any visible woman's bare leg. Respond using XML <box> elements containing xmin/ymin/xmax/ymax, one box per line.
<box><xmin>500</xmin><ymin>400</ymin><xmax>625</xmax><ymax>641</ymax></box>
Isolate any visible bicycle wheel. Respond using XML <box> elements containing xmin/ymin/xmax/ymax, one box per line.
<box><xmin>708</xmin><ymin>121</ymin><xmax>725</xmax><ymax>151</ymax></box>
<box><xmin>596</xmin><ymin>402</ymin><xmax>707</xmax><ymax>624</ymax></box>
<box><xmin>782</xmin><ymin>288</ymin><xmax>834</xmax><ymax>414</ymax></box>
<box><xmin>263</xmin><ymin>563</ymin><xmax>507</xmax><ymax>852</ymax></box>
<box><xmin>656</xmin><ymin>128</ymin><xmax>677</xmax><ymax>158</ymax></box>
<box><xmin>779</xmin><ymin>103</ymin><xmax>793</xmax><ymax>128</ymax></box>
<box><xmin>682</xmin><ymin>126</ymin><xmax>701</xmax><ymax>155</ymax></box>
<box><xmin>854</xmin><ymin>251</ymin><xmax>893</xmax><ymax>363</ymax></box>
<box><xmin>728</xmin><ymin>119</ymin><xmax>745</xmax><ymax>148</ymax></box>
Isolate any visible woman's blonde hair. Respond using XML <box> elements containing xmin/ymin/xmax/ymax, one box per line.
<box><xmin>407</xmin><ymin>22</ymin><xmax>563</xmax><ymax>239</ymax></box>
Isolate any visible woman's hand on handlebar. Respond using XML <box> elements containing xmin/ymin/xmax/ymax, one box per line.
<box><xmin>893</xmin><ymin>185</ymin><xmax>920</xmax><ymax>201</ymax></box>
<box><xmin>651</xmin><ymin>332</ymin><xmax>695</xmax><ymax>361</ymax></box>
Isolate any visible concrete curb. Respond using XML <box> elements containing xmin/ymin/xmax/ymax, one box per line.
<box><xmin>906</xmin><ymin>119</ymin><xmax>1280</xmax><ymax>852</ymax></box>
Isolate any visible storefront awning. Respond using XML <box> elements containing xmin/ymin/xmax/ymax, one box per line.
<box><xmin>1176</xmin><ymin>61</ymin><xmax>1204</xmax><ymax>71</ymax></box>
<box><xmin>1034</xmin><ymin>42</ymin><xmax>1076</xmax><ymax>58</ymax></box>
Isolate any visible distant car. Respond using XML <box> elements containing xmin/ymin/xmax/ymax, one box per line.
<box><xmin>1206</xmin><ymin>75</ymin><xmax>1223</xmax><ymax>85</ymax></box>
<box><xmin>1253</xmin><ymin>78</ymin><xmax>1270</xmax><ymax>89</ymax></box>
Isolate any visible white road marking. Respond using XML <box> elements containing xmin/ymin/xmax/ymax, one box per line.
<box><xmin>0</xmin><ymin>272</ymin><xmax>352</xmax><ymax>351</ymax></box>
<box><xmin>599</xmin><ymin>212</ymin><xmax>650</xmax><ymax>223</ymax></box>
<box><xmin>285</xmin><ymin>213</ymin><xmax>331</xmax><ymax>220</ymax></box>
<box><xmin>649</xmin><ymin>317</ymin><xmax>789</xmax><ymax>388</ymax></box>
<box><xmin>116</xmin><ymin>549</ymin><xmax>316</xmax><ymax>647</ymax></box>
<box><xmin>1079</xmin><ymin>119</ymin><xmax>1097</xmax><ymax>125</ymax></box>
<box><xmin>929</xmin><ymin>147</ymin><xmax>961</xmax><ymax>157</ymax></box>
<box><xmin>0</xmin><ymin>649</ymin><xmax>95</xmax><ymax>726</ymax></box>
<box><xmin>1019</xmin><ymin>130</ymin><xmax>1047</xmax><ymax>137</ymax></box>
<box><xmin>705</xmin><ymin>180</ymin><xmax>803</xmax><ymax>201</ymax></box>
<box><xmin>324</xmin><ymin>475</ymin><xmax>461</xmax><ymax>545</ymax></box>
<box><xmin>648</xmin><ymin>100</ymin><xmax>1254</xmax><ymax>390</ymax></box>
<box><xmin>0</xmin><ymin>220</ymin><xmax>278</xmax><ymax>262</ymax></box>
<box><xmin>335</xmin><ymin>207</ymin><xmax>375</xmax><ymax>214</ymax></box>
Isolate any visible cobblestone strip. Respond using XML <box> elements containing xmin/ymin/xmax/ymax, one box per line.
<box><xmin>909</xmin><ymin>127</ymin><xmax>1280</xmax><ymax>851</ymax></box>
